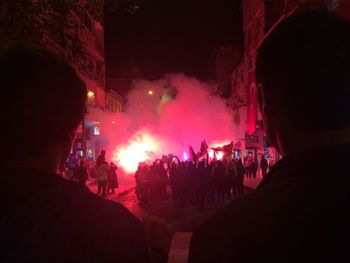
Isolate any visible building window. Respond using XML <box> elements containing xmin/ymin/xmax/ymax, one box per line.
<box><xmin>86</xmin><ymin>55</ymin><xmax>95</xmax><ymax>73</ymax></box>
<box><xmin>84</xmin><ymin>11</ymin><xmax>94</xmax><ymax>33</ymax></box>
<box><xmin>93</xmin><ymin>127</ymin><xmax>100</xmax><ymax>136</ymax></box>
<box><xmin>96</xmin><ymin>61</ymin><xmax>102</xmax><ymax>75</ymax></box>
<box><xmin>87</xmin><ymin>90</ymin><xmax>96</xmax><ymax>107</ymax></box>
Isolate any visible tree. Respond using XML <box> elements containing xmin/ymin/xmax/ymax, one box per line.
<box><xmin>0</xmin><ymin>0</ymin><xmax>126</xmax><ymax>57</ymax></box>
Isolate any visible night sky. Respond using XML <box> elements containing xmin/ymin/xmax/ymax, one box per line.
<box><xmin>104</xmin><ymin>0</ymin><xmax>243</xmax><ymax>81</ymax></box>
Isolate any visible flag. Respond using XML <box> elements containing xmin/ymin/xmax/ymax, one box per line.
<box><xmin>196</xmin><ymin>140</ymin><xmax>209</xmax><ymax>160</ymax></box>
<box><xmin>223</xmin><ymin>141</ymin><xmax>233</xmax><ymax>153</ymax></box>
<box><xmin>222</xmin><ymin>142</ymin><xmax>234</xmax><ymax>160</ymax></box>
<box><xmin>188</xmin><ymin>145</ymin><xmax>197</xmax><ymax>162</ymax></box>
<box><xmin>212</xmin><ymin>142</ymin><xmax>233</xmax><ymax>153</ymax></box>
<box><xmin>211</xmin><ymin>141</ymin><xmax>234</xmax><ymax>160</ymax></box>
<box><xmin>203</xmin><ymin>140</ymin><xmax>208</xmax><ymax>150</ymax></box>
<box><xmin>247</xmin><ymin>77</ymin><xmax>257</xmax><ymax>135</ymax></box>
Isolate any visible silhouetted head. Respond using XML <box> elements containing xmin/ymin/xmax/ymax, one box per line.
<box><xmin>0</xmin><ymin>43</ymin><xmax>86</xmax><ymax>165</ymax></box>
<box><xmin>256</xmin><ymin>9</ymin><xmax>350</xmax><ymax>154</ymax></box>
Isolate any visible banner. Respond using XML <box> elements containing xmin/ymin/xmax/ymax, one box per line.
<box><xmin>188</xmin><ymin>145</ymin><xmax>197</xmax><ymax>162</ymax></box>
<box><xmin>212</xmin><ymin>141</ymin><xmax>233</xmax><ymax>153</ymax></box>
<box><xmin>247</xmin><ymin>76</ymin><xmax>257</xmax><ymax>135</ymax></box>
<box><xmin>196</xmin><ymin>140</ymin><xmax>209</xmax><ymax>160</ymax></box>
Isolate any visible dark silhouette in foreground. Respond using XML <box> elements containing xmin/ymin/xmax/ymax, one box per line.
<box><xmin>0</xmin><ymin>45</ymin><xmax>161</xmax><ymax>262</ymax></box>
<box><xmin>189</xmin><ymin>9</ymin><xmax>350</xmax><ymax>263</ymax></box>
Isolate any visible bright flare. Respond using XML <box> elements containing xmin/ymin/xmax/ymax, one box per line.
<box><xmin>113</xmin><ymin>131</ymin><xmax>159</xmax><ymax>174</ymax></box>
<box><xmin>208</xmin><ymin>140</ymin><xmax>231</xmax><ymax>160</ymax></box>
<box><xmin>183</xmin><ymin>152</ymin><xmax>188</xmax><ymax>161</ymax></box>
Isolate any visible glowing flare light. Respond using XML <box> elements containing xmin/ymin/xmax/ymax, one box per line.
<box><xmin>208</xmin><ymin>140</ymin><xmax>231</xmax><ymax>160</ymax></box>
<box><xmin>183</xmin><ymin>152</ymin><xmax>188</xmax><ymax>161</ymax></box>
<box><xmin>113</xmin><ymin>131</ymin><xmax>160</xmax><ymax>174</ymax></box>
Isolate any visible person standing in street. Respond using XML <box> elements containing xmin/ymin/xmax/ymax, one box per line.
<box><xmin>107</xmin><ymin>162</ymin><xmax>119</xmax><ymax>194</ymax></box>
<box><xmin>260</xmin><ymin>155</ymin><xmax>268</xmax><ymax>178</ymax></box>
<box><xmin>74</xmin><ymin>157</ymin><xmax>88</xmax><ymax>186</ymax></box>
<box><xmin>97</xmin><ymin>161</ymin><xmax>109</xmax><ymax>197</ymax></box>
<box><xmin>251</xmin><ymin>160</ymin><xmax>258</xmax><ymax>179</ymax></box>
<box><xmin>96</xmin><ymin>150</ymin><xmax>106</xmax><ymax>167</ymax></box>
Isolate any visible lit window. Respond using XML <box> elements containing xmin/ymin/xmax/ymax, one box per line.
<box><xmin>93</xmin><ymin>127</ymin><xmax>100</xmax><ymax>136</ymax></box>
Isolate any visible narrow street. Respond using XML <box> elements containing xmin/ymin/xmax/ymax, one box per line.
<box><xmin>87</xmin><ymin>176</ymin><xmax>261</xmax><ymax>262</ymax></box>
<box><xmin>87</xmin><ymin>176</ymin><xmax>261</xmax><ymax>231</ymax></box>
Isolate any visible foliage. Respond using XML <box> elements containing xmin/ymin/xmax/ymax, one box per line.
<box><xmin>0</xmin><ymin>0</ymin><xmax>139</xmax><ymax>79</ymax></box>
<box><xmin>0</xmin><ymin>1</ymin><xmax>82</xmax><ymax>55</ymax></box>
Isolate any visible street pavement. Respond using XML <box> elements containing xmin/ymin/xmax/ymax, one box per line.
<box><xmin>87</xmin><ymin>175</ymin><xmax>262</xmax><ymax>263</ymax></box>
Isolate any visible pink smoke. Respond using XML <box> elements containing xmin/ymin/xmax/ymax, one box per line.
<box><xmin>86</xmin><ymin>74</ymin><xmax>245</xmax><ymax>176</ymax></box>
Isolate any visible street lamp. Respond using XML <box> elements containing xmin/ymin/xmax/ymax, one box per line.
<box><xmin>87</xmin><ymin>90</ymin><xmax>95</xmax><ymax>98</ymax></box>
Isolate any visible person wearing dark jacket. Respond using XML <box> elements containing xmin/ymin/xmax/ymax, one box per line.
<box><xmin>73</xmin><ymin>158</ymin><xmax>88</xmax><ymax>186</ymax></box>
<box><xmin>189</xmin><ymin>10</ymin><xmax>350</xmax><ymax>263</ymax></box>
<box><xmin>260</xmin><ymin>156</ymin><xmax>268</xmax><ymax>178</ymax></box>
<box><xmin>0</xmin><ymin>44</ymin><xmax>168</xmax><ymax>263</ymax></box>
<box><xmin>96</xmin><ymin>150</ymin><xmax>106</xmax><ymax>167</ymax></box>
<box><xmin>107</xmin><ymin>162</ymin><xmax>119</xmax><ymax>194</ymax></box>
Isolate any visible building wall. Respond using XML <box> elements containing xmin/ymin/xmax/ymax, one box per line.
<box><xmin>211</xmin><ymin>45</ymin><xmax>242</xmax><ymax>98</ymax></box>
<box><xmin>230</xmin><ymin>0</ymin><xmax>350</xmax><ymax>161</ymax></box>
<box><xmin>106</xmin><ymin>78</ymin><xmax>131</xmax><ymax>97</ymax></box>
<box><xmin>37</xmin><ymin>5</ymin><xmax>111</xmax><ymax>158</ymax></box>
<box><xmin>1</xmin><ymin>2</ymin><xmax>126</xmax><ymax>160</ymax></box>
<box><xmin>243</xmin><ymin>0</ymin><xmax>265</xmax><ymax>56</ymax></box>
<box><xmin>106</xmin><ymin>90</ymin><xmax>125</xmax><ymax>113</ymax></box>
<box><xmin>230</xmin><ymin>62</ymin><xmax>246</xmax><ymax>109</ymax></box>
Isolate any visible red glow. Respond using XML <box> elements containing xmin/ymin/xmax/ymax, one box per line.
<box><xmin>112</xmin><ymin>131</ymin><xmax>160</xmax><ymax>173</ymax></box>
<box><xmin>208</xmin><ymin>141</ymin><xmax>231</xmax><ymax>160</ymax></box>
<box><xmin>88</xmin><ymin>75</ymin><xmax>241</xmax><ymax>176</ymax></box>
<box><xmin>183</xmin><ymin>152</ymin><xmax>188</xmax><ymax>160</ymax></box>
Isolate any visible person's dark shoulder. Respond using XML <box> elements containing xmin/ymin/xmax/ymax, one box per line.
<box><xmin>57</xmin><ymin>178</ymin><xmax>145</xmax><ymax>233</ymax></box>
<box><xmin>45</xmin><ymin>176</ymin><xmax>152</xmax><ymax>262</ymax></box>
<box><xmin>1</xmin><ymin>167</ymin><xmax>152</xmax><ymax>262</ymax></box>
<box><xmin>189</xmin><ymin>186</ymin><xmax>287</xmax><ymax>263</ymax></box>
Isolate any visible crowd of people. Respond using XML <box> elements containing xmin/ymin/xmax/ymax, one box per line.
<box><xmin>3</xmin><ymin>9</ymin><xmax>350</xmax><ymax>263</ymax></box>
<box><xmin>135</xmin><ymin>157</ymin><xmax>249</xmax><ymax>209</ymax></box>
<box><xmin>61</xmin><ymin>150</ymin><xmax>119</xmax><ymax>197</ymax></box>
<box><xmin>95</xmin><ymin>150</ymin><xmax>119</xmax><ymax>197</ymax></box>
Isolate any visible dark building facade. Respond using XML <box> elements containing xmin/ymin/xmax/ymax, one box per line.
<box><xmin>230</xmin><ymin>0</ymin><xmax>350</xmax><ymax>164</ymax></box>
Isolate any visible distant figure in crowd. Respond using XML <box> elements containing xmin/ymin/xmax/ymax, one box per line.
<box><xmin>189</xmin><ymin>9</ymin><xmax>350</xmax><ymax>262</ymax></box>
<box><xmin>96</xmin><ymin>150</ymin><xmax>106</xmax><ymax>167</ymax></box>
<box><xmin>90</xmin><ymin>161</ymin><xmax>98</xmax><ymax>179</ymax></box>
<box><xmin>107</xmin><ymin>162</ymin><xmax>119</xmax><ymax>194</ymax></box>
<box><xmin>73</xmin><ymin>157</ymin><xmax>88</xmax><ymax>186</ymax></box>
<box><xmin>235</xmin><ymin>158</ymin><xmax>245</xmax><ymax>197</ymax></box>
<box><xmin>260</xmin><ymin>155</ymin><xmax>268</xmax><ymax>178</ymax></box>
<box><xmin>97</xmin><ymin>161</ymin><xmax>109</xmax><ymax>197</ymax></box>
<box><xmin>66</xmin><ymin>153</ymin><xmax>78</xmax><ymax>178</ymax></box>
<box><xmin>244</xmin><ymin>154</ymin><xmax>253</xmax><ymax>178</ymax></box>
<box><xmin>0</xmin><ymin>44</ymin><xmax>169</xmax><ymax>262</ymax></box>
<box><xmin>251</xmin><ymin>160</ymin><xmax>258</xmax><ymax>179</ymax></box>
<box><xmin>268</xmin><ymin>158</ymin><xmax>275</xmax><ymax>170</ymax></box>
